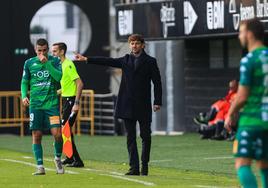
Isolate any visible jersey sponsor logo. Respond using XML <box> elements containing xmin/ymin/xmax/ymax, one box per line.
<box><xmin>33</xmin><ymin>70</ymin><xmax>50</xmax><ymax>78</ymax></box>
<box><xmin>33</xmin><ymin>82</ymin><xmax>51</xmax><ymax>87</ymax></box>
<box><xmin>49</xmin><ymin>116</ymin><xmax>60</xmax><ymax>125</ymax></box>
<box><xmin>261</xmin><ymin>111</ymin><xmax>268</xmax><ymax>121</ymax></box>
<box><xmin>262</xmin><ymin>64</ymin><xmax>268</xmax><ymax>88</ymax></box>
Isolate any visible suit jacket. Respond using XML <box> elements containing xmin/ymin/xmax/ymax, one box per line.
<box><xmin>86</xmin><ymin>50</ymin><xmax>162</xmax><ymax>122</ymax></box>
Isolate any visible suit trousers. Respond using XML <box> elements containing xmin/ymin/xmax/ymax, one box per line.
<box><xmin>123</xmin><ymin>119</ymin><xmax>152</xmax><ymax>170</ymax></box>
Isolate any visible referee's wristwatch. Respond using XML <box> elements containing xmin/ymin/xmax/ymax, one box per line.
<box><xmin>74</xmin><ymin>100</ymin><xmax>80</xmax><ymax>105</ymax></box>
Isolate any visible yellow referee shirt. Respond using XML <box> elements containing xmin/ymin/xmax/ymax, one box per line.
<box><xmin>60</xmin><ymin>58</ymin><xmax>80</xmax><ymax>97</ymax></box>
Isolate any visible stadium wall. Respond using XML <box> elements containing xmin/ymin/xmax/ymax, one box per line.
<box><xmin>0</xmin><ymin>0</ymin><xmax>110</xmax><ymax>93</ymax></box>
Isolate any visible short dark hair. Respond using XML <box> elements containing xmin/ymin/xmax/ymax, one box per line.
<box><xmin>128</xmin><ymin>34</ymin><xmax>145</xmax><ymax>44</ymax></box>
<box><xmin>53</xmin><ymin>42</ymin><xmax>67</xmax><ymax>55</ymax></box>
<box><xmin>36</xmin><ymin>38</ymin><xmax>48</xmax><ymax>47</ymax></box>
<box><xmin>241</xmin><ymin>18</ymin><xmax>264</xmax><ymax>41</ymax></box>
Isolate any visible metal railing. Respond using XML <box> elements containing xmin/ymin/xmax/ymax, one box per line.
<box><xmin>93</xmin><ymin>93</ymin><xmax>115</xmax><ymax>135</ymax></box>
<box><xmin>77</xmin><ymin>90</ymin><xmax>95</xmax><ymax>136</ymax></box>
<box><xmin>0</xmin><ymin>91</ymin><xmax>24</xmax><ymax>136</ymax></box>
<box><xmin>0</xmin><ymin>90</ymin><xmax>95</xmax><ymax>136</ymax></box>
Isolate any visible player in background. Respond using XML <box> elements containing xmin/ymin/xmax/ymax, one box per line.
<box><xmin>225</xmin><ymin>18</ymin><xmax>268</xmax><ymax>188</ymax></box>
<box><xmin>21</xmin><ymin>38</ymin><xmax>64</xmax><ymax>175</ymax></box>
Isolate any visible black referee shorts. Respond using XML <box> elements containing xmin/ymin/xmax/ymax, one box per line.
<box><xmin>62</xmin><ymin>96</ymin><xmax>77</xmax><ymax>127</ymax></box>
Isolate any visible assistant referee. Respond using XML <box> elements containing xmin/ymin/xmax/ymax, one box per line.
<box><xmin>52</xmin><ymin>42</ymin><xmax>84</xmax><ymax>167</ymax></box>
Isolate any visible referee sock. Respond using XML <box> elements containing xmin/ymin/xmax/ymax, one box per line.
<box><xmin>53</xmin><ymin>141</ymin><xmax>63</xmax><ymax>158</ymax></box>
<box><xmin>237</xmin><ymin>165</ymin><xmax>257</xmax><ymax>188</ymax></box>
<box><xmin>32</xmin><ymin>144</ymin><xmax>43</xmax><ymax>165</ymax></box>
<box><xmin>260</xmin><ymin>168</ymin><xmax>268</xmax><ymax>188</ymax></box>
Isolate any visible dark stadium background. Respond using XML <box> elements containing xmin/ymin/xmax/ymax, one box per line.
<box><xmin>0</xmin><ymin>0</ymin><xmax>110</xmax><ymax>93</ymax></box>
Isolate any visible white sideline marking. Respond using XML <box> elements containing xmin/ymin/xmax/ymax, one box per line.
<box><xmin>84</xmin><ymin>168</ymin><xmax>124</xmax><ymax>176</ymax></box>
<box><xmin>0</xmin><ymin>158</ymin><xmax>79</xmax><ymax>174</ymax></box>
<box><xmin>22</xmin><ymin>156</ymin><xmax>32</xmax><ymax>159</ymax></box>
<box><xmin>203</xmin><ymin>156</ymin><xmax>233</xmax><ymax>160</ymax></box>
<box><xmin>150</xmin><ymin>159</ymin><xmax>173</xmax><ymax>163</ymax></box>
<box><xmin>100</xmin><ymin>173</ymin><xmax>155</xmax><ymax>186</ymax></box>
<box><xmin>84</xmin><ymin>168</ymin><xmax>155</xmax><ymax>186</ymax></box>
<box><xmin>19</xmin><ymin>157</ymin><xmax>156</xmax><ymax>186</ymax></box>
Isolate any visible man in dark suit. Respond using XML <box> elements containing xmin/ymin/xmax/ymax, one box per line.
<box><xmin>75</xmin><ymin>34</ymin><xmax>162</xmax><ymax>176</ymax></box>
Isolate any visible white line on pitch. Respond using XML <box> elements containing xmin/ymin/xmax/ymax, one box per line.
<box><xmin>84</xmin><ymin>168</ymin><xmax>124</xmax><ymax>176</ymax></box>
<box><xmin>100</xmin><ymin>173</ymin><xmax>155</xmax><ymax>186</ymax></box>
<box><xmin>0</xmin><ymin>158</ymin><xmax>79</xmax><ymax>174</ymax></box>
<box><xmin>84</xmin><ymin>168</ymin><xmax>155</xmax><ymax>186</ymax></box>
<box><xmin>21</xmin><ymin>156</ymin><xmax>155</xmax><ymax>186</ymax></box>
<box><xmin>150</xmin><ymin>159</ymin><xmax>173</xmax><ymax>163</ymax></box>
<box><xmin>203</xmin><ymin>156</ymin><xmax>233</xmax><ymax>160</ymax></box>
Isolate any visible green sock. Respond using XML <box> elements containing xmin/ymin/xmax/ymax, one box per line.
<box><xmin>237</xmin><ymin>165</ymin><xmax>257</xmax><ymax>188</ymax></box>
<box><xmin>260</xmin><ymin>168</ymin><xmax>268</xmax><ymax>188</ymax></box>
<box><xmin>54</xmin><ymin>141</ymin><xmax>63</xmax><ymax>158</ymax></box>
<box><xmin>32</xmin><ymin>144</ymin><xmax>43</xmax><ymax>165</ymax></box>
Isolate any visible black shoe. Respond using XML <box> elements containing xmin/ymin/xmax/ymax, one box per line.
<box><xmin>66</xmin><ymin>161</ymin><xmax>84</xmax><ymax>168</ymax></box>
<box><xmin>141</xmin><ymin>165</ymin><xmax>148</xmax><ymax>176</ymax></box>
<box><xmin>125</xmin><ymin>169</ymin><xmax>140</xmax><ymax>176</ymax></box>
<box><xmin>193</xmin><ymin>113</ymin><xmax>207</xmax><ymax>125</ymax></box>
<box><xmin>62</xmin><ymin>158</ymin><xmax>74</xmax><ymax>165</ymax></box>
<box><xmin>193</xmin><ymin>117</ymin><xmax>203</xmax><ymax>125</ymax></box>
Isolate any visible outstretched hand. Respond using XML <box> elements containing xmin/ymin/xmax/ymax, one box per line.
<box><xmin>74</xmin><ymin>52</ymin><xmax>87</xmax><ymax>62</ymax></box>
<box><xmin>153</xmin><ymin>105</ymin><xmax>161</xmax><ymax>112</ymax></box>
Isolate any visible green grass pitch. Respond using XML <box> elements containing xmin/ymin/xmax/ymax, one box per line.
<box><xmin>0</xmin><ymin>134</ymin><xmax>242</xmax><ymax>188</ymax></box>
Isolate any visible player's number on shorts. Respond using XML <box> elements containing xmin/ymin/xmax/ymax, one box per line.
<box><xmin>30</xmin><ymin>113</ymin><xmax>34</xmax><ymax>122</ymax></box>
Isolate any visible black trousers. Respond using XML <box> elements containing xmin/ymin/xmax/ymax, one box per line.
<box><xmin>62</xmin><ymin>97</ymin><xmax>82</xmax><ymax>162</ymax></box>
<box><xmin>123</xmin><ymin>119</ymin><xmax>151</xmax><ymax>171</ymax></box>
